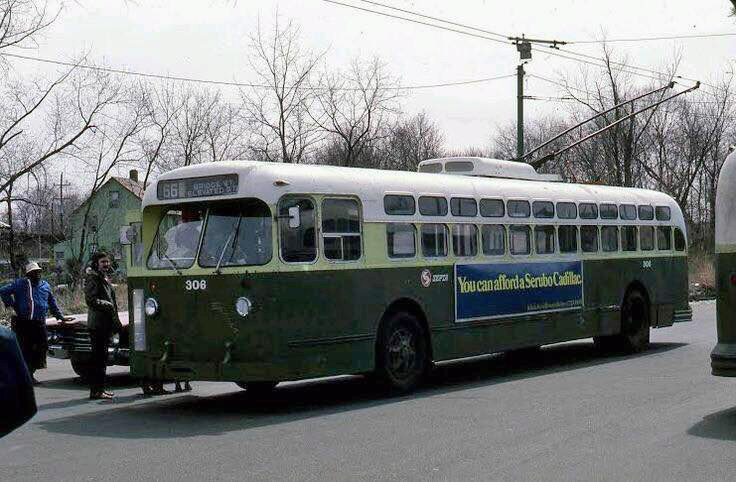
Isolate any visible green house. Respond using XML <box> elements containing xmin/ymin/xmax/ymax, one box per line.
<box><xmin>54</xmin><ymin>171</ymin><xmax>144</xmax><ymax>273</ymax></box>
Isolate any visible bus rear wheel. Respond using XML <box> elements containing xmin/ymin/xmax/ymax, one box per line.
<box><xmin>236</xmin><ymin>381</ymin><xmax>278</xmax><ymax>394</ymax></box>
<box><xmin>595</xmin><ymin>289</ymin><xmax>650</xmax><ymax>353</ymax></box>
<box><xmin>376</xmin><ymin>311</ymin><xmax>429</xmax><ymax>393</ymax></box>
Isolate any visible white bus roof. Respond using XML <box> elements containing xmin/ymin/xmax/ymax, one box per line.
<box><xmin>142</xmin><ymin>160</ymin><xmax>685</xmax><ymax>228</ymax></box>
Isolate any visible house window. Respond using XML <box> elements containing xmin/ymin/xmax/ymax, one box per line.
<box><xmin>109</xmin><ymin>190</ymin><xmax>120</xmax><ymax>208</ymax></box>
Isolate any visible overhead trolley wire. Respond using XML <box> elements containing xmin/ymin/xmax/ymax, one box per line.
<box><xmin>0</xmin><ymin>51</ymin><xmax>515</xmax><ymax>91</ymax></box>
<box><xmin>568</xmin><ymin>32</ymin><xmax>736</xmax><ymax>44</ymax></box>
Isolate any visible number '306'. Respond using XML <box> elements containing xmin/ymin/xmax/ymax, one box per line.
<box><xmin>185</xmin><ymin>279</ymin><xmax>207</xmax><ymax>291</ymax></box>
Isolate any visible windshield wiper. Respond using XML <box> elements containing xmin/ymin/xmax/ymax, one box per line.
<box><xmin>214</xmin><ymin>216</ymin><xmax>243</xmax><ymax>274</ymax></box>
<box><xmin>160</xmin><ymin>251</ymin><xmax>183</xmax><ymax>276</ymax></box>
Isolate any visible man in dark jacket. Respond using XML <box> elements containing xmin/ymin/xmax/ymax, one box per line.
<box><xmin>0</xmin><ymin>326</ymin><xmax>37</xmax><ymax>438</ymax></box>
<box><xmin>0</xmin><ymin>262</ymin><xmax>74</xmax><ymax>384</ymax></box>
<box><xmin>84</xmin><ymin>252</ymin><xmax>123</xmax><ymax>400</ymax></box>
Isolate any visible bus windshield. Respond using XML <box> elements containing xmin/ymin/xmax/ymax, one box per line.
<box><xmin>199</xmin><ymin>199</ymin><xmax>273</xmax><ymax>267</ymax></box>
<box><xmin>147</xmin><ymin>205</ymin><xmax>205</xmax><ymax>270</ymax></box>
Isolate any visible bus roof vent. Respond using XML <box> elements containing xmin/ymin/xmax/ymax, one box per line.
<box><xmin>417</xmin><ymin>157</ymin><xmax>562</xmax><ymax>182</ymax></box>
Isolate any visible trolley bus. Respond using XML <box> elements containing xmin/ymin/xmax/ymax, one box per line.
<box><xmin>712</xmin><ymin>150</ymin><xmax>736</xmax><ymax>376</ymax></box>
<box><xmin>127</xmin><ymin>157</ymin><xmax>692</xmax><ymax>392</ymax></box>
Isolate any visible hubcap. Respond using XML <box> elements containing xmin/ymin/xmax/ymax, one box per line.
<box><xmin>387</xmin><ymin>327</ymin><xmax>417</xmax><ymax>380</ymax></box>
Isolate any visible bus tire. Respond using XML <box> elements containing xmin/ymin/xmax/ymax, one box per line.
<box><xmin>236</xmin><ymin>381</ymin><xmax>278</xmax><ymax>394</ymax></box>
<box><xmin>618</xmin><ymin>289</ymin><xmax>650</xmax><ymax>353</ymax></box>
<box><xmin>375</xmin><ymin>311</ymin><xmax>429</xmax><ymax>393</ymax></box>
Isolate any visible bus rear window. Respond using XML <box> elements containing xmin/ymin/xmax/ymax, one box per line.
<box><xmin>601</xmin><ymin>226</ymin><xmax>619</xmax><ymax>252</ymax></box>
<box><xmin>640</xmin><ymin>226</ymin><xmax>655</xmax><ymax>251</ymax></box>
<box><xmin>656</xmin><ymin>206</ymin><xmax>671</xmax><ymax>221</ymax></box>
<box><xmin>622</xmin><ymin>226</ymin><xmax>637</xmax><ymax>251</ymax></box>
<box><xmin>638</xmin><ymin>205</ymin><xmax>654</xmax><ymax>220</ymax></box>
<box><xmin>533</xmin><ymin>201</ymin><xmax>554</xmax><ymax>219</ymax></box>
<box><xmin>147</xmin><ymin>205</ymin><xmax>205</xmax><ymax>270</ymax></box>
<box><xmin>657</xmin><ymin>226</ymin><xmax>672</xmax><ymax>250</ymax></box>
<box><xmin>480</xmin><ymin>199</ymin><xmax>504</xmax><ymax>217</ymax></box>
<box><xmin>199</xmin><ymin>200</ymin><xmax>272</xmax><ymax>267</ymax></box>
<box><xmin>508</xmin><ymin>200</ymin><xmax>530</xmax><ymax>218</ymax></box>
<box><xmin>600</xmin><ymin>204</ymin><xmax>618</xmax><ymax>219</ymax></box>
<box><xmin>556</xmin><ymin>202</ymin><xmax>577</xmax><ymax>219</ymax></box>
<box><xmin>579</xmin><ymin>203</ymin><xmax>598</xmax><ymax>219</ymax></box>
<box><xmin>674</xmin><ymin>228</ymin><xmax>686</xmax><ymax>251</ymax></box>
<box><xmin>619</xmin><ymin>204</ymin><xmax>637</xmax><ymax>220</ymax></box>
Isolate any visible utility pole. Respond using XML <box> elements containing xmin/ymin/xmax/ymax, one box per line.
<box><xmin>509</xmin><ymin>35</ymin><xmax>566</xmax><ymax>161</ymax></box>
<box><xmin>55</xmin><ymin>172</ymin><xmax>71</xmax><ymax>237</ymax></box>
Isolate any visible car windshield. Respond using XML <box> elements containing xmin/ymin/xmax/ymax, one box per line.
<box><xmin>147</xmin><ymin>205</ymin><xmax>205</xmax><ymax>270</ymax></box>
<box><xmin>199</xmin><ymin>199</ymin><xmax>273</xmax><ymax>267</ymax></box>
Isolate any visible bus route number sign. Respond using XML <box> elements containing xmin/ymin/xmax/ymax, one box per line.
<box><xmin>157</xmin><ymin>174</ymin><xmax>239</xmax><ymax>200</ymax></box>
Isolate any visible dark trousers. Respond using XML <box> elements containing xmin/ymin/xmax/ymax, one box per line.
<box><xmin>89</xmin><ymin>328</ymin><xmax>111</xmax><ymax>394</ymax></box>
<box><xmin>11</xmin><ymin>318</ymin><xmax>47</xmax><ymax>374</ymax></box>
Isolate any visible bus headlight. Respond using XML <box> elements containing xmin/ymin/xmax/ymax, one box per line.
<box><xmin>235</xmin><ymin>297</ymin><xmax>252</xmax><ymax>317</ymax></box>
<box><xmin>145</xmin><ymin>298</ymin><xmax>160</xmax><ymax>317</ymax></box>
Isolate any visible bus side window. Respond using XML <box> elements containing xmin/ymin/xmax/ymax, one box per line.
<box><xmin>657</xmin><ymin>226</ymin><xmax>672</xmax><ymax>250</ymax></box>
<box><xmin>481</xmin><ymin>225</ymin><xmax>505</xmax><ymax>255</ymax></box>
<box><xmin>674</xmin><ymin>227</ymin><xmax>686</xmax><ymax>251</ymax></box>
<box><xmin>558</xmin><ymin>225</ymin><xmax>578</xmax><ymax>253</ymax></box>
<box><xmin>601</xmin><ymin>226</ymin><xmax>619</xmax><ymax>252</ymax></box>
<box><xmin>621</xmin><ymin>226</ymin><xmax>638</xmax><ymax>251</ymax></box>
<box><xmin>509</xmin><ymin>225</ymin><xmax>531</xmax><ymax>255</ymax></box>
<box><xmin>581</xmin><ymin>226</ymin><xmax>599</xmax><ymax>252</ymax></box>
<box><xmin>322</xmin><ymin>198</ymin><xmax>361</xmax><ymax>261</ymax></box>
<box><xmin>534</xmin><ymin>225</ymin><xmax>556</xmax><ymax>254</ymax></box>
<box><xmin>387</xmin><ymin>223</ymin><xmax>416</xmax><ymax>258</ymax></box>
<box><xmin>452</xmin><ymin>224</ymin><xmax>478</xmax><ymax>256</ymax></box>
<box><xmin>421</xmin><ymin>224</ymin><xmax>448</xmax><ymax>257</ymax></box>
<box><xmin>279</xmin><ymin>198</ymin><xmax>317</xmax><ymax>263</ymax></box>
<box><xmin>640</xmin><ymin>226</ymin><xmax>655</xmax><ymax>251</ymax></box>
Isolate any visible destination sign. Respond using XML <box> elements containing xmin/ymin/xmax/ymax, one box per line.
<box><xmin>157</xmin><ymin>174</ymin><xmax>239</xmax><ymax>200</ymax></box>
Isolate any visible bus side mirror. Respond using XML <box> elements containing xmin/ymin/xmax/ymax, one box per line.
<box><xmin>288</xmin><ymin>206</ymin><xmax>301</xmax><ymax>229</ymax></box>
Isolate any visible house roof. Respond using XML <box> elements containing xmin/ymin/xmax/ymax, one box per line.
<box><xmin>111</xmin><ymin>177</ymin><xmax>145</xmax><ymax>199</ymax></box>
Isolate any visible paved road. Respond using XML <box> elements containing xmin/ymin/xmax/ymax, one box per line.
<box><xmin>1</xmin><ymin>300</ymin><xmax>734</xmax><ymax>481</ymax></box>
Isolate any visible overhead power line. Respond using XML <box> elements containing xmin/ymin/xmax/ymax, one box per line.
<box><xmin>0</xmin><ymin>51</ymin><xmax>515</xmax><ymax>91</ymax></box>
<box><xmin>569</xmin><ymin>32</ymin><xmax>736</xmax><ymax>44</ymax></box>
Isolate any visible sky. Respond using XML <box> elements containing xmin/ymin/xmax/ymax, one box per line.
<box><xmin>5</xmin><ymin>0</ymin><xmax>736</xmax><ymax>191</ymax></box>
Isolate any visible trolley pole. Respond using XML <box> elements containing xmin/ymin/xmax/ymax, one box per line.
<box><xmin>516</xmin><ymin>62</ymin><xmax>525</xmax><ymax>160</ymax></box>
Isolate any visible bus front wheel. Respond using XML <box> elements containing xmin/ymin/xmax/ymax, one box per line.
<box><xmin>376</xmin><ymin>311</ymin><xmax>429</xmax><ymax>392</ymax></box>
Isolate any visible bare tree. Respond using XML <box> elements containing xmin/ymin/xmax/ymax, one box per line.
<box><xmin>0</xmin><ymin>0</ymin><xmax>57</xmax><ymax>56</ymax></box>
<box><xmin>313</xmin><ymin>57</ymin><xmax>401</xmax><ymax>167</ymax></box>
<box><xmin>379</xmin><ymin>112</ymin><xmax>444</xmax><ymax>171</ymax></box>
<box><xmin>240</xmin><ymin>16</ymin><xmax>323</xmax><ymax>163</ymax></box>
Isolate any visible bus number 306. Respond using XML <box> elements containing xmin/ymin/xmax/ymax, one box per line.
<box><xmin>185</xmin><ymin>280</ymin><xmax>207</xmax><ymax>291</ymax></box>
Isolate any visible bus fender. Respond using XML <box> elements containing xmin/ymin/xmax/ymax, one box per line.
<box><xmin>375</xmin><ymin>297</ymin><xmax>433</xmax><ymax>362</ymax></box>
<box><xmin>621</xmin><ymin>281</ymin><xmax>654</xmax><ymax>327</ymax></box>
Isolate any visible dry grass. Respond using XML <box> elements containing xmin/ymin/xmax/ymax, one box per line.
<box><xmin>689</xmin><ymin>251</ymin><xmax>715</xmax><ymax>288</ymax></box>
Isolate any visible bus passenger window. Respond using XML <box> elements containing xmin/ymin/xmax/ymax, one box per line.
<box><xmin>508</xmin><ymin>200</ymin><xmax>531</xmax><ymax>218</ymax></box>
<box><xmin>533</xmin><ymin>201</ymin><xmax>554</xmax><ymax>219</ymax></box>
<box><xmin>481</xmin><ymin>225</ymin><xmax>505</xmax><ymax>255</ymax></box>
<box><xmin>556</xmin><ymin>202</ymin><xmax>577</xmax><ymax>219</ymax></box>
<box><xmin>558</xmin><ymin>225</ymin><xmax>578</xmax><ymax>253</ymax></box>
<box><xmin>450</xmin><ymin>198</ymin><xmax>477</xmax><ymax>217</ymax></box>
<box><xmin>509</xmin><ymin>225</ymin><xmax>531</xmax><ymax>255</ymax></box>
<box><xmin>534</xmin><ymin>225</ymin><xmax>556</xmax><ymax>254</ymax></box>
<box><xmin>421</xmin><ymin>224</ymin><xmax>448</xmax><ymax>257</ymax></box>
<box><xmin>657</xmin><ymin>226</ymin><xmax>672</xmax><ymax>250</ymax></box>
<box><xmin>279</xmin><ymin>198</ymin><xmax>317</xmax><ymax>263</ymax></box>
<box><xmin>619</xmin><ymin>204</ymin><xmax>637</xmax><ymax>220</ymax></box>
<box><xmin>638</xmin><ymin>205</ymin><xmax>654</xmax><ymax>220</ymax></box>
<box><xmin>480</xmin><ymin>199</ymin><xmax>504</xmax><ymax>217</ymax></box>
<box><xmin>674</xmin><ymin>228</ymin><xmax>686</xmax><ymax>251</ymax></box>
<box><xmin>640</xmin><ymin>226</ymin><xmax>655</xmax><ymax>251</ymax></box>
<box><xmin>601</xmin><ymin>226</ymin><xmax>619</xmax><ymax>252</ymax></box>
<box><xmin>387</xmin><ymin>224</ymin><xmax>416</xmax><ymax>258</ymax></box>
<box><xmin>600</xmin><ymin>204</ymin><xmax>618</xmax><ymax>220</ymax></box>
<box><xmin>656</xmin><ymin>206</ymin><xmax>671</xmax><ymax>221</ymax></box>
<box><xmin>581</xmin><ymin>226</ymin><xmax>599</xmax><ymax>252</ymax></box>
<box><xmin>452</xmin><ymin>224</ymin><xmax>478</xmax><ymax>256</ymax></box>
<box><xmin>418</xmin><ymin>196</ymin><xmax>447</xmax><ymax>216</ymax></box>
<box><xmin>384</xmin><ymin>195</ymin><xmax>415</xmax><ymax>215</ymax></box>
<box><xmin>622</xmin><ymin>226</ymin><xmax>638</xmax><ymax>251</ymax></box>
<box><xmin>579</xmin><ymin>203</ymin><xmax>598</xmax><ymax>219</ymax></box>
<box><xmin>322</xmin><ymin>198</ymin><xmax>361</xmax><ymax>261</ymax></box>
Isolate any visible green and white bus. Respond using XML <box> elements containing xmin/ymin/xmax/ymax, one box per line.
<box><xmin>712</xmin><ymin>150</ymin><xmax>736</xmax><ymax>376</ymax></box>
<box><xmin>128</xmin><ymin>157</ymin><xmax>692</xmax><ymax>392</ymax></box>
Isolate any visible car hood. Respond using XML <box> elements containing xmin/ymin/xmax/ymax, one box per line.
<box><xmin>46</xmin><ymin>311</ymin><xmax>129</xmax><ymax>328</ymax></box>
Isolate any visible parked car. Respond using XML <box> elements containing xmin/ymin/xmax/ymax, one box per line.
<box><xmin>46</xmin><ymin>312</ymin><xmax>129</xmax><ymax>380</ymax></box>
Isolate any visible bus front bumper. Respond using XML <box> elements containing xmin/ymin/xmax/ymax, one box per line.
<box><xmin>711</xmin><ymin>343</ymin><xmax>736</xmax><ymax>376</ymax></box>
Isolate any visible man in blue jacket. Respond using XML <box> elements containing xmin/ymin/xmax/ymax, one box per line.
<box><xmin>0</xmin><ymin>262</ymin><xmax>74</xmax><ymax>384</ymax></box>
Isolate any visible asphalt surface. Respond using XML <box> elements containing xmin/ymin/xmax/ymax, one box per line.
<box><xmin>1</xmin><ymin>300</ymin><xmax>734</xmax><ymax>481</ymax></box>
